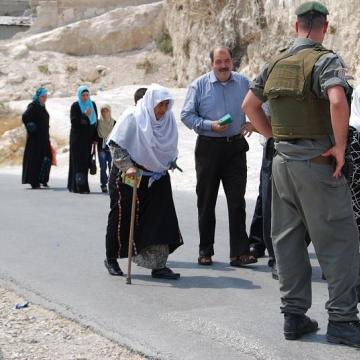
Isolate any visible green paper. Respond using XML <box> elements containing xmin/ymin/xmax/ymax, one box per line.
<box><xmin>218</xmin><ymin>113</ymin><xmax>233</xmax><ymax>126</ymax></box>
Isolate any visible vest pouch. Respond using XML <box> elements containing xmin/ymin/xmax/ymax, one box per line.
<box><xmin>264</xmin><ymin>61</ymin><xmax>306</xmax><ymax>100</ymax></box>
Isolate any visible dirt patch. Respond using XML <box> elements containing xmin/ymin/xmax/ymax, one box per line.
<box><xmin>0</xmin><ymin>287</ymin><xmax>146</xmax><ymax>360</ymax></box>
<box><xmin>0</xmin><ymin>105</ymin><xmax>24</xmax><ymax>165</ymax></box>
<box><xmin>0</xmin><ymin>113</ymin><xmax>22</xmax><ymax>137</ymax></box>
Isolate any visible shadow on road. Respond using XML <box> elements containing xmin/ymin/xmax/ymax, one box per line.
<box><xmin>48</xmin><ymin>187</ymin><xmax>68</xmax><ymax>192</ymax></box>
<box><xmin>296</xmin><ymin>332</ymin><xmax>336</xmax><ymax>346</ymax></box>
<box><xmin>23</xmin><ymin>186</ymin><xmax>109</xmax><ymax>195</ymax></box>
<box><xmin>24</xmin><ymin>186</ymin><xmax>68</xmax><ymax>192</ymax></box>
<box><xmin>167</xmin><ymin>260</ymin><xmax>238</xmax><ymax>271</ymax></box>
<box><xmin>132</xmin><ymin>273</ymin><xmax>261</xmax><ymax>290</ymax></box>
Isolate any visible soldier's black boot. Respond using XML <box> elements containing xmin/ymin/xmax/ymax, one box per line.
<box><xmin>284</xmin><ymin>313</ymin><xmax>319</xmax><ymax>340</ymax></box>
<box><xmin>327</xmin><ymin>321</ymin><xmax>360</xmax><ymax>348</ymax></box>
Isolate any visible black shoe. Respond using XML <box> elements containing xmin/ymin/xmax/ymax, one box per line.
<box><xmin>327</xmin><ymin>320</ymin><xmax>360</xmax><ymax>348</ymax></box>
<box><xmin>151</xmin><ymin>267</ymin><xmax>180</xmax><ymax>280</ymax></box>
<box><xmin>31</xmin><ymin>183</ymin><xmax>40</xmax><ymax>189</ymax></box>
<box><xmin>41</xmin><ymin>183</ymin><xmax>49</xmax><ymax>188</ymax></box>
<box><xmin>104</xmin><ymin>259</ymin><xmax>123</xmax><ymax>276</ymax></box>
<box><xmin>284</xmin><ymin>313</ymin><xmax>319</xmax><ymax>340</ymax></box>
<box><xmin>271</xmin><ymin>262</ymin><xmax>279</xmax><ymax>280</ymax></box>
<box><xmin>101</xmin><ymin>185</ymin><xmax>108</xmax><ymax>193</ymax></box>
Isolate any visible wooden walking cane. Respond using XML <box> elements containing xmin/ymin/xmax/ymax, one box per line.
<box><xmin>126</xmin><ymin>175</ymin><xmax>138</xmax><ymax>285</ymax></box>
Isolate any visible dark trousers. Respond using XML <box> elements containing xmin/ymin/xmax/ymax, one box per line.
<box><xmin>195</xmin><ymin>136</ymin><xmax>249</xmax><ymax>258</ymax></box>
<box><xmin>260</xmin><ymin>140</ymin><xmax>275</xmax><ymax>259</ymax></box>
<box><xmin>98</xmin><ymin>149</ymin><xmax>112</xmax><ymax>187</ymax></box>
<box><xmin>249</xmin><ymin>140</ymin><xmax>275</xmax><ymax>260</ymax></box>
<box><xmin>105</xmin><ymin>166</ymin><xmax>121</xmax><ymax>259</ymax></box>
<box><xmin>249</xmin><ymin>182</ymin><xmax>265</xmax><ymax>252</ymax></box>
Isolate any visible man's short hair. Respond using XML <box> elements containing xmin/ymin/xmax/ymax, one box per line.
<box><xmin>209</xmin><ymin>47</ymin><xmax>233</xmax><ymax>63</ymax></box>
<box><xmin>297</xmin><ymin>13</ymin><xmax>327</xmax><ymax>31</ymax></box>
<box><xmin>134</xmin><ymin>87</ymin><xmax>147</xmax><ymax>105</ymax></box>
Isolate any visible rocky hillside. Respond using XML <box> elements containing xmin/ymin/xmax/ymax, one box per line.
<box><xmin>1</xmin><ymin>0</ymin><xmax>359</xmax><ymax>101</ymax></box>
<box><xmin>165</xmin><ymin>0</ymin><xmax>360</xmax><ymax>86</ymax></box>
<box><xmin>0</xmin><ymin>1</ymin><xmax>175</xmax><ymax>103</ymax></box>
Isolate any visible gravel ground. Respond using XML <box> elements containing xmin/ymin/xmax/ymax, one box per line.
<box><xmin>0</xmin><ymin>287</ymin><xmax>146</xmax><ymax>360</ymax></box>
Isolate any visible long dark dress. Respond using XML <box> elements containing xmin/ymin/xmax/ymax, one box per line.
<box><xmin>105</xmin><ymin>146</ymin><xmax>183</xmax><ymax>266</ymax></box>
<box><xmin>22</xmin><ymin>101</ymin><xmax>51</xmax><ymax>186</ymax></box>
<box><xmin>67</xmin><ymin>101</ymin><xmax>97</xmax><ymax>193</ymax></box>
<box><xmin>118</xmin><ymin>171</ymin><xmax>183</xmax><ymax>259</ymax></box>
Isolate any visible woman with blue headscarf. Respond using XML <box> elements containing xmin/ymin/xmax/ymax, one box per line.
<box><xmin>68</xmin><ymin>85</ymin><xmax>98</xmax><ymax>194</ymax></box>
<box><xmin>22</xmin><ymin>87</ymin><xmax>52</xmax><ymax>189</ymax></box>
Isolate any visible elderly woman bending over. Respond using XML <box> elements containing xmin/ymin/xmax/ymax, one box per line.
<box><xmin>104</xmin><ymin>84</ymin><xmax>183</xmax><ymax>279</ymax></box>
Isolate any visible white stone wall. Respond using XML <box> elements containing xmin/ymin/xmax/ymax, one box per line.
<box><xmin>30</xmin><ymin>0</ymin><xmax>161</xmax><ymax>32</ymax></box>
<box><xmin>0</xmin><ymin>0</ymin><xmax>29</xmax><ymax>16</ymax></box>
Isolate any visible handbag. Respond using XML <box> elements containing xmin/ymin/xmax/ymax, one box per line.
<box><xmin>50</xmin><ymin>142</ymin><xmax>57</xmax><ymax>166</ymax></box>
<box><xmin>89</xmin><ymin>144</ymin><xmax>97</xmax><ymax>175</ymax></box>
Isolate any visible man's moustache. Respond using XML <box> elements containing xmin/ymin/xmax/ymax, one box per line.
<box><xmin>219</xmin><ymin>68</ymin><xmax>229</xmax><ymax>72</ymax></box>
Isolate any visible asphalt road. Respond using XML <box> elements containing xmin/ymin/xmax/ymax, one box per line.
<box><xmin>0</xmin><ymin>174</ymin><xmax>359</xmax><ymax>360</ymax></box>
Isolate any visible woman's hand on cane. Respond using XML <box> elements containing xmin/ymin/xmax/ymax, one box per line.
<box><xmin>126</xmin><ymin>166</ymin><xmax>137</xmax><ymax>179</ymax></box>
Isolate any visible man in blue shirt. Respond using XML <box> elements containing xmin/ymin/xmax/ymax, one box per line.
<box><xmin>181</xmin><ymin>47</ymin><xmax>257</xmax><ymax>267</ymax></box>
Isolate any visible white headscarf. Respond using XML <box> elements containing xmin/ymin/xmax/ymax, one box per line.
<box><xmin>350</xmin><ymin>86</ymin><xmax>360</xmax><ymax>131</ymax></box>
<box><xmin>108</xmin><ymin>84</ymin><xmax>178</xmax><ymax>172</ymax></box>
<box><xmin>97</xmin><ymin>104</ymin><xmax>115</xmax><ymax>140</ymax></box>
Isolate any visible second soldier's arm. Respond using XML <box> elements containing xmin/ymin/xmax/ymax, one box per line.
<box><xmin>242</xmin><ymin>91</ymin><xmax>272</xmax><ymax>139</ymax></box>
<box><xmin>242</xmin><ymin>64</ymin><xmax>273</xmax><ymax>139</ymax></box>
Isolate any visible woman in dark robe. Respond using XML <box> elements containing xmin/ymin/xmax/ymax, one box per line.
<box><xmin>348</xmin><ymin>85</ymin><xmax>360</xmax><ymax>302</ymax></box>
<box><xmin>104</xmin><ymin>84</ymin><xmax>183</xmax><ymax>279</ymax></box>
<box><xmin>68</xmin><ymin>85</ymin><xmax>98</xmax><ymax>194</ymax></box>
<box><xmin>22</xmin><ymin>87</ymin><xmax>52</xmax><ymax>189</ymax></box>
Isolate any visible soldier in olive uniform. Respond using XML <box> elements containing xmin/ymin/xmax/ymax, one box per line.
<box><xmin>242</xmin><ymin>1</ymin><xmax>360</xmax><ymax>347</ymax></box>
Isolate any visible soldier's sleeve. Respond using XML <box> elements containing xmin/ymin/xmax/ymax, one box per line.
<box><xmin>249</xmin><ymin>64</ymin><xmax>269</xmax><ymax>102</ymax></box>
<box><xmin>313</xmin><ymin>53</ymin><xmax>351</xmax><ymax>100</ymax></box>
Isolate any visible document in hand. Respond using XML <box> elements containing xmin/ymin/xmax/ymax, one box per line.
<box><xmin>218</xmin><ymin>113</ymin><xmax>233</xmax><ymax>126</ymax></box>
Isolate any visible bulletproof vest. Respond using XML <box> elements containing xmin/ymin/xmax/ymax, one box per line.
<box><xmin>264</xmin><ymin>45</ymin><xmax>333</xmax><ymax>141</ymax></box>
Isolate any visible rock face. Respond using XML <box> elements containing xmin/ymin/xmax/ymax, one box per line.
<box><xmin>22</xmin><ymin>2</ymin><xmax>165</xmax><ymax>56</ymax></box>
<box><xmin>165</xmin><ymin>0</ymin><xmax>360</xmax><ymax>86</ymax></box>
<box><xmin>30</xmin><ymin>0</ymin><xmax>160</xmax><ymax>32</ymax></box>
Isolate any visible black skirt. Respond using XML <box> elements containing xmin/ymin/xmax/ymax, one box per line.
<box><xmin>115</xmin><ymin>171</ymin><xmax>183</xmax><ymax>258</ymax></box>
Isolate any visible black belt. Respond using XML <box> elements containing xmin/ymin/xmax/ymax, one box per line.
<box><xmin>198</xmin><ymin>134</ymin><xmax>243</xmax><ymax>143</ymax></box>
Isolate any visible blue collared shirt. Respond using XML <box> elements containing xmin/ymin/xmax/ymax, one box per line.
<box><xmin>181</xmin><ymin>71</ymin><xmax>250</xmax><ymax>137</ymax></box>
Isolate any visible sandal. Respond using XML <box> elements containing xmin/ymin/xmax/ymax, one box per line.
<box><xmin>198</xmin><ymin>256</ymin><xmax>213</xmax><ymax>266</ymax></box>
<box><xmin>230</xmin><ymin>255</ymin><xmax>257</xmax><ymax>267</ymax></box>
